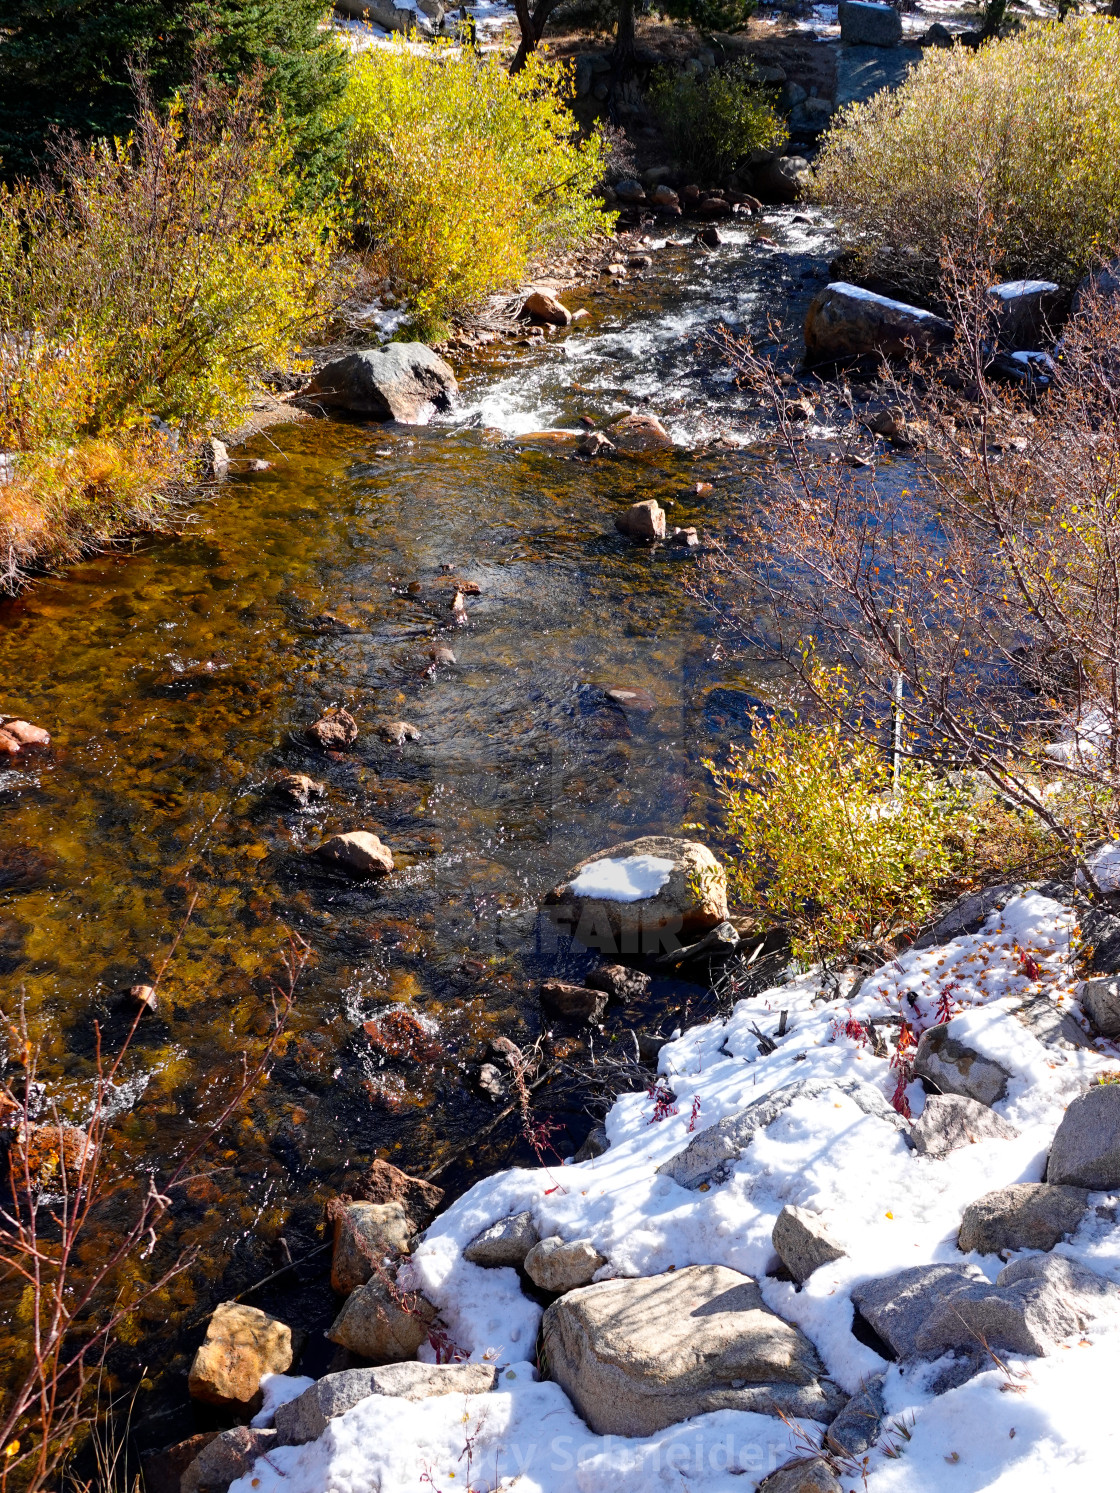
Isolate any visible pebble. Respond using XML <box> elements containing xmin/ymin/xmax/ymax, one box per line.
<box><xmin>275</xmin><ymin>771</ymin><xmax>327</xmax><ymax>807</ymax></box>
<box><xmin>307</xmin><ymin>710</ymin><xmax>358</xmax><ymax>750</ymax></box>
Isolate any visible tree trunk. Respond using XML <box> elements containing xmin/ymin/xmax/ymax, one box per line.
<box><xmin>611</xmin><ymin>0</ymin><xmax>637</xmax><ymax>76</ymax></box>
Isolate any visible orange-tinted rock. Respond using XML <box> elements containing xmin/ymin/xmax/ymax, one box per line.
<box><xmin>187</xmin><ymin>1302</ymin><xmax>294</xmax><ymax>1410</ymax></box>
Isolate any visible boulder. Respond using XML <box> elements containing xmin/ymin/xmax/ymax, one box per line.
<box><xmin>187</xmin><ymin>1303</ymin><xmax>294</xmax><ymax>1411</ymax></box>
<box><xmin>541</xmin><ymin>979</ymin><xmax>607</xmax><ymax>1023</ymax></box>
<box><xmin>1047</xmin><ymin>1082</ymin><xmax>1120</xmax><ymax>1188</ymax></box>
<box><xmin>0</xmin><ymin>719</ymin><xmax>50</xmax><ymax>747</ymax></box>
<box><xmin>614</xmin><ymin>178</ymin><xmax>646</xmax><ymax>204</ymax></box>
<box><xmin>608</xmin><ymin>413</ymin><xmax>675</xmax><ymax>453</ymax></box>
<box><xmin>524</xmin><ymin>1236</ymin><xmax>606</xmax><ymax>1292</ymax></box>
<box><xmin>910</xmin><ymin>1093</ymin><xmax>1019</xmax><ymax>1158</ymax></box>
<box><xmin>573</xmin><ymin>1124</ymin><xmax>610</xmax><ymax>1162</ymax></box>
<box><xmin>838</xmin><ymin>1</ymin><xmax>902</xmax><ymax>46</ymax></box>
<box><xmin>806</xmin><ymin>283</ymin><xmax>954</xmax><ymax>362</ymax></box>
<box><xmin>274</xmin><ymin>1363</ymin><xmax>500</xmax><ymax>1446</ymax></box>
<box><xmin>1080</xmin><ymin>975</ymin><xmax>1120</xmax><ymax>1037</ymax></box>
<box><xmin>1015</xmin><ymin>991</ymin><xmax>1094</xmax><ymax>1050</ymax></box>
<box><xmin>327</xmin><ymin>1275</ymin><xmax>437</xmax><ymax>1362</ymax></box>
<box><xmin>651</xmin><ymin>185</ymin><xmax>679</xmax><ymax>208</ymax></box>
<box><xmin>913</xmin><ymin>1023</ymin><xmax>1010</xmax><ymax>1107</ymax></box>
<box><xmin>772</xmin><ymin>1205</ymin><xmax>846</xmax><ymax>1283</ymax></box>
<box><xmin>314</xmin><ymin>831</ymin><xmax>393</xmax><ymax>879</ymax></box>
<box><xmin>758</xmin><ymin>1461</ymin><xmax>842</xmax><ymax>1493</ymax></box>
<box><xmin>957</xmin><ymin>1182</ymin><xmax>1089</xmax><ymax>1255</ymax></box>
<box><xmin>913</xmin><ymin>1254</ymin><xmax>1120</xmax><ymax>1361</ymax></box>
<box><xmin>660</xmin><ymin>1078</ymin><xmax>908</xmax><ymax>1192</ymax></box>
<box><xmin>346</xmin><ymin>1159</ymin><xmax>444</xmax><ymax>1227</ymax></box>
<box><xmin>825</xmin><ymin>1374</ymin><xmax>885</xmax><ymax>1458</ymax></box>
<box><xmin>922</xmin><ymin>21</ymin><xmax>953</xmax><ymax>46</ymax></box>
<box><xmin>307</xmin><ymin>709</ymin><xmax>357</xmax><ymax>750</ymax></box>
<box><xmin>698</xmin><ymin>224</ymin><xmax>723</xmax><ymax>248</ymax></box>
<box><xmin>305</xmin><ymin>345</ymin><xmax>457</xmax><ymax>423</ymax></box>
<box><xmin>753</xmin><ymin>155</ymin><xmax>811</xmax><ymax>204</ymax></box>
<box><xmin>274</xmin><ymin>771</ymin><xmax>326</xmax><ymax>807</ymax></box>
<box><xmin>543</xmin><ymin>835</ymin><xmax>728</xmax><ymax>954</ymax></box>
<box><xmin>139</xmin><ymin>1433</ymin><xmax>217</xmax><ymax>1493</ymax></box>
<box><xmin>851</xmin><ymin>1264</ymin><xmax>986</xmax><ymax>1359</ymax></box>
<box><xmin>912</xmin><ymin>883</ymin><xmax>1028</xmax><ymax>948</ymax></box>
<box><xmin>180</xmin><ymin>1427</ymin><xmax>276</xmax><ymax>1493</ymax></box>
<box><xmin>523</xmin><ymin>290</ymin><xmax>572</xmax><ymax>327</ymax></box>
<box><xmin>542</xmin><ymin>1265</ymin><xmax>845</xmax><ymax>1436</ymax></box>
<box><xmin>585</xmin><ymin>963</ymin><xmax>651</xmax><ymax>1001</ymax></box>
<box><xmin>987</xmin><ymin>280</ymin><xmax>1062</xmax><ymax>350</ymax></box>
<box><xmin>615</xmin><ymin>499</ymin><xmax>667</xmax><ymax>540</ymax></box>
<box><xmin>464</xmin><ymin>1210</ymin><xmax>539</xmax><ymax>1268</ymax></box>
<box><xmin>330</xmin><ymin>1200</ymin><xmax>413</xmax><ymax>1294</ymax></box>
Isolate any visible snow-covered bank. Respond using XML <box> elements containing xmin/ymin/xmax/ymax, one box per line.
<box><xmin>232</xmin><ymin>891</ymin><xmax>1120</xmax><ymax>1493</ymax></box>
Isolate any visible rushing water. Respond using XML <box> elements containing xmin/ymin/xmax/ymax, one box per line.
<box><xmin>0</xmin><ymin>210</ymin><xmax>836</xmax><ymax>1435</ymax></box>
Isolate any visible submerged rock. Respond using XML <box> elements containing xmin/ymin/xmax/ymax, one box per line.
<box><xmin>305</xmin><ymin>344</ymin><xmax>457</xmax><ymax>424</ymax></box>
<box><xmin>542</xmin><ymin>1264</ymin><xmax>845</xmax><ymax>1436</ymax></box>
<box><xmin>609</xmin><ymin>413</ymin><xmax>675</xmax><ymax>453</ymax></box>
<box><xmin>379</xmin><ymin>720</ymin><xmax>421</xmax><ymax>745</ymax></box>
<box><xmin>313</xmin><ymin>832</ymin><xmax>393</xmax><ymax>879</ymax></box>
<box><xmin>541</xmin><ymin>979</ymin><xmax>607</xmax><ymax>1023</ymax></box>
<box><xmin>187</xmin><ymin>1302</ymin><xmax>294</xmax><ymax>1411</ymax></box>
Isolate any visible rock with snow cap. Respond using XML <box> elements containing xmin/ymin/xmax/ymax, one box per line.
<box><xmin>659</xmin><ymin>1078</ymin><xmax>908</xmax><ymax>1192</ymax></box>
<box><xmin>957</xmin><ymin>1182</ymin><xmax>1090</xmax><ymax>1255</ymax></box>
<box><xmin>463</xmin><ymin>1211</ymin><xmax>539</xmax><ymax>1268</ymax></box>
<box><xmin>910</xmin><ymin>1093</ymin><xmax>1019</xmax><ymax>1158</ymax></box>
<box><xmin>1047</xmin><ymin>1081</ymin><xmax>1120</xmax><ymax>1189</ymax></box>
<box><xmin>274</xmin><ymin>1363</ymin><xmax>500</xmax><ymax>1446</ymax></box>
<box><xmin>1080</xmin><ymin>974</ymin><xmax>1120</xmax><ymax>1037</ymax></box>
<box><xmin>542</xmin><ymin>1264</ymin><xmax>846</xmax><ymax>1437</ymax></box>
<box><xmin>805</xmin><ymin>283</ymin><xmax>954</xmax><ymax>362</ymax></box>
<box><xmin>987</xmin><ymin>279</ymin><xmax>1062</xmax><ymax>350</ymax></box>
<box><xmin>543</xmin><ymin>835</ymin><xmax>727</xmax><ymax>954</ymax></box>
<box><xmin>913</xmin><ymin>1022</ymin><xmax>1010</xmax><ymax>1106</ymax></box>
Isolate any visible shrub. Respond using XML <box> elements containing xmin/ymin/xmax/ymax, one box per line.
<box><xmin>648</xmin><ymin>63</ymin><xmax>786</xmax><ymax>183</ymax></box>
<box><xmin>812</xmin><ymin>19</ymin><xmax>1120</xmax><ymax>291</ymax></box>
<box><xmin>0</xmin><ymin>73</ymin><xmax>337</xmax><ymax>585</ymax></box>
<box><xmin>703</xmin><ymin>680</ymin><xmax>970</xmax><ymax>961</ymax></box>
<box><xmin>337</xmin><ymin>44</ymin><xmax>614</xmax><ymax>338</ymax></box>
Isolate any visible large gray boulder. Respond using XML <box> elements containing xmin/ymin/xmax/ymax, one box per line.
<box><xmin>1080</xmin><ymin>975</ymin><xmax>1120</xmax><ymax>1037</ymax></box>
<box><xmin>913</xmin><ymin>1023</ymin><xmax>1010</xmax><ymax>1107</ymax></box>
<box><xmin>464</xmin><ymin>1211</ymin><xmax>539</xmax><ymax>1268</ymax></box>
<box><xmin>911</xmin><ymin>1094</ymin><xmax>1019</xmax><ymax>1158</ymax></box>
<box><xmin>805</xmin><ymin>283</ymin><xmax>953</xmax><ymax>362</ymax></box>
<box><xmin>659</xmin><ymin>1078</ymin><xmax>907</xmax><ymax>1192</ymax></box>
<box><xmin>543</xmin><ymin>836</ymin><xmax>727</xmax><ymax>955</ymax></box>
<box><xmin>1047</xmin><ymin>1082</ymin><xmax>1120</xmax><ymax>1188</ymax></box>
<box><xmin>851</xmin><ymin>1264</ymin><xmax>986</xmax><ymax>1359</ymax></box>
<box><xmin>913</xmin><ymin>1254</ymin><xmax>1120</xmax><ymax>1360</ymax></box>
<box><xmin>839</xmin><ymin>1</ymin><xmax>902</xmax><ymax>46</ymax></box>
<box><xmin>326</xmin><ymin>1276</ymin><xmax>437</xmax><ymax>1362</ymax></box>
<box><xmin>334</xmin><ymin>0</ymin><xmax>440</xmax><ymax>37</ymax></box>
<box><xmin>772</xmin><ymin>1206</ymin><xmax>846</xmax><ymax>1283</ymax></box>
<box><xmin>542</xmin><ymin>1265</ymin><xmax>846</xmax><ymax>1436</ymax></box>
<box><xmin>274</xmin><ymin>1363</ymin><xmax>499</xmax><ymax>1446</ymax></box>
<box><xmin>957</xmin><ymin>1183</ymin><xmax>1089</xmax><ymax>1255</ymax></box>
<box><xmin>305</xmin><ymin>344</ymin><xmax>457</xmax><ymax>423</ymax></box>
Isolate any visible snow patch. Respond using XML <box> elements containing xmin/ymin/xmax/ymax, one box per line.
<box><xmin>567</xmin><ymin>854</ymin><xmax>675</xmax><ymax>902</ymax></box>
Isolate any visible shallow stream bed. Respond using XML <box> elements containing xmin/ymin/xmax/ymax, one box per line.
<box><xmin>0</xmin><ymin>210</ymin><xmax>842</xmax><ymax>1439</ymax></box>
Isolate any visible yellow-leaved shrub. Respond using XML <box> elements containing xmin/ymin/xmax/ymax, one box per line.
<box><xmin>703</xmin><ymin>683</ymin><xmax>971</xmax><ymax>961</ymax></box>
<box><xmin>812</xmin><ymin>18</ymin><xmax>1120</xmax><ymax>290</ymax></box>
<box><xmin>338</xmin><ymin>43</ymin><xmax>614</xmax><ymax>337</ymax></box>
<box><xmin>0</xmin><ymin>73</ymin><xmax>339</xmax><ymax>585</ymax></box>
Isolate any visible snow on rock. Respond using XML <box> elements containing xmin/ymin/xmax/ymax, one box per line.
<box><xmin>250</xmin><ymin>1372</ymin><xmax>316</xmax><ymax>1429</ymax></box>
<box><xmin>228</xmin><ymin>892</ymin><xmax>1120</xmax><ymax>1493</ymax></box>
<box><xmin>567</xmin><ymin>853</ymin><xmax>676</xmax><ymax>902</ymax></box>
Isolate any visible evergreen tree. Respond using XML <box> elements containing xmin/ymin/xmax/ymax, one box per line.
<box><xmin>0</xmin><ymin>0</ymin><xmax>346</xmax><ymax>185</ymax></box>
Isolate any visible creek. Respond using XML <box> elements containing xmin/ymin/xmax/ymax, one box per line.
<box><xmin>0</xmin><ymin>209</ymin><xmax>846</xmax><ymax>1436</ymax></box>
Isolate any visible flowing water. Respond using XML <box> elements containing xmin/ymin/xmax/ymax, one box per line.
<box><xmin>0</xmin><ymin>211</ymin><xmax>838</xmax><ymax>1434</ymax></box>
